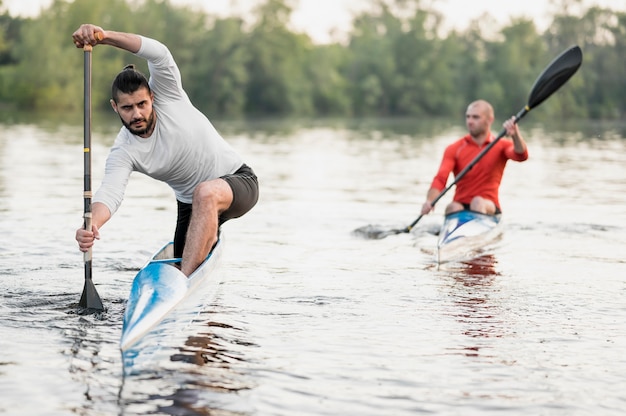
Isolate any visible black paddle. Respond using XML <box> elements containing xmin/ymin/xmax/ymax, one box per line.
<box><xmin>353</xmin><ymin>45</ymin><xmax>583</xmax><ymax>240</ymax></box>
<box><xmin>78</xmin><ymin>39</ymin><xmax>104</xmax><ymax>312</ymax></box>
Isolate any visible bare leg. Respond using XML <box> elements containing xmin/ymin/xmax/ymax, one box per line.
<box><xmin>446</xmin><ymin>197</ymin><xmax>496</xmax><ymax>215</ymax></box>
<box><xmin>445</xmin><ymin>201</ymin><xmax>464</xmax><ymax>215</ymax></box>
<box><xmin>469</xmin><ymin>196</ymin><xmax>496</xmax><ymax>215</ymax></box>
<box><xmin>180</xmin><ymin>179</ymin><xmax>233</xmax><ymax>277</ymax></box>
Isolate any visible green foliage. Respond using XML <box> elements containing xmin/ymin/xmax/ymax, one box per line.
<box><xmin>308</xmin><ymin>44</ymin><xmax>352</xmax><ymax>115</ymax></box>
<box><xmin>187</xmin><ymin>17</ymin><xmax>250</xmax><ymax>117</ymax></box>
<box><xmin>0</xmin><ymin>0</ymin><xmax>623</xmax><ymax>120</ymax></box>
<box><xmin>483</xmin><ymin>19</ymin><xmax>547</xmax><ymax>116</ymax></box>
<box><xmin>244</xmin><ymin>0</ymin><xmax>314</xmax><ymax>115</ymax></box>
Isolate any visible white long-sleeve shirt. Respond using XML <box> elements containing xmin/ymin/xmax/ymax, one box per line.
<box><xmin>93</xmin><ymin>36</ymin><xmax>242</xmax><ymax>215</ymax></box>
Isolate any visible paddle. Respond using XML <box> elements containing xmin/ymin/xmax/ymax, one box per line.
<box><xmin>353</xmin><ymin>45</ymin><xmax>583</xmax><ymax>240</ymax></box>
<box><xmin>78</xmin><ymin>38</ymin><xmax>104</xmax><ymax>312</ymax></box>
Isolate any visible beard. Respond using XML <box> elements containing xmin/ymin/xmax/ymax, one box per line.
<box><xmin>468</xmin><ymin>125</ymin><xmax>487</xmax><ymax>138</ymax></box>
<box><xmin>120</xmin><ymin>111</ymin><xmax>156</xmax><ymax>136</ymax></box>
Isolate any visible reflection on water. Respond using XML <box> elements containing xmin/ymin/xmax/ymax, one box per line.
<box><xmin>454</xmin><ymin>254</ymin><xmax>500</xmax><ymax>278</ymax></box>
<box><xmin>117</xmin><ymin>316</ymin><xmax>255</xmax><ymax>415</ymax></box>
<box><xmin>171</xmin><ymin>321</ymin><xmax>250</xmax><ymax>369</ymax></box>
<box><xmin>443</xmin><ymin>255</ymin><xmax>505</xmax><ymax>358</ymax></box>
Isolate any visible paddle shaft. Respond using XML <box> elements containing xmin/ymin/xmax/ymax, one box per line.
<box><xmin>78</xmin><ymin>41</ymin><xmax>103</xmax><ymax>311</ymax></box>
<box><xmin>83</xmin><ymin>33</ymin><xmax>102</xmax><ymax>246</ymax></box>
<box><xmin>83</xmin><ymin>43</ymin><xmax>93</xmax><ymax>273</ymax></box>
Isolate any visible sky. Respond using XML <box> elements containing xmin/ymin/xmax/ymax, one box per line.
<box><xmin>4</xmin><ymin>0</ymin><xmax>625</xmax><ymax>44</ymax></box>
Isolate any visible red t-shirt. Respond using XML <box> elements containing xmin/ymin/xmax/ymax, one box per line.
<box><xmin>430</xmin><ymin>134</ymin><xmax>528</xmax><ymax>209</ymax></box>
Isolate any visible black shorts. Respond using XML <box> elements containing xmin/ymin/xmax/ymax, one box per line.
<box><xmin>174</xmin><ymin>164</ymin><xmax>259</xmax><ymax>257</ymax></box>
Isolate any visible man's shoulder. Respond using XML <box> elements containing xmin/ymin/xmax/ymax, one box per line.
<box><xmin>110</xmin><ymin>130</ymin><xmax>143</xmax><ymax>159</ymax></box>
<box><xmin>111</xmin><ymin>128</ymin><xmax>132</xmax><ymax>147</ymax></box>
<box><xmin>494</xmin><ymin>136</ymin><xmax>515</xmax><ymax>147</ymax></box>
<box><xmin>447</xmin><ymin>135</ymin><xmax>470</xmax><ymax>148</ymax></box>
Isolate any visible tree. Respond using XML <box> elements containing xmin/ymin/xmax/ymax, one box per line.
<box><xmin>483</xmin><ymin>18</ymin><xmax>546</xmax><ymax>117</ymax></box>
<box><xmin>188</xmin><ymin>17</ymin><xmax>250</xmax><ymax>117</ymax></box>
<box><xmin>244</xmin><ymin>0</ymin><xmax>314</xmax><ymax>116</ymax></box>
<box><xmin>307</xmin><ymin>43</ymin><xmax>351</xmax><ymax>116</ymax></box>
<box><xmin>0</xmin><ymin>0</ymin><xmax>623</xmax><ymax>120</ymax></box>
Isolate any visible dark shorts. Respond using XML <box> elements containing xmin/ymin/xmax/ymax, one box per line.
<box><xmin>174</xmin><ymin>164</ymin><xmax>259</xmax><ymax>257</ymax></box>
<box><xmin>461</xmin><ymin>203</ymin><xmax>502</xmax><ymax>215</ymax></box>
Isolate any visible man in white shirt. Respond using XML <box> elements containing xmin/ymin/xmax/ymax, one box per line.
<box><xmin>73</xmin><ymin>24</ymin><xmax>259</xmax><ymax>276</ymax></box>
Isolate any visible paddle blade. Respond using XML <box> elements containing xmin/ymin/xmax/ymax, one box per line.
<box><xmin>79</xmin><ymin>266</ymin><xmax>104</xmax><ymax>313</ymax></box>
<box><xmin>527</xmin><ymin>45</ymin><xmax>582</xmax><ymax>110</ymax></box>
<box><xmin>352</xmin><ymin>224</ymin><xmax>407</xmax><ymax>239</ymax></box>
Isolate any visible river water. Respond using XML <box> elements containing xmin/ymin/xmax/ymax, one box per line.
<box><xmin>0</xmin><ymin>115</ymin><xmax>624</xmax><ymax>415</ymax></box>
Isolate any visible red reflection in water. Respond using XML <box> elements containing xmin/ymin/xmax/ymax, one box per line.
<box><xmin>444</xmin><ymin>255</ymin><xmax>506</xmax><ymax>358</ymax></box>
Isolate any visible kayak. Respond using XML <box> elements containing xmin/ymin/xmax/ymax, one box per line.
<box><xmin>120</xmin><ymin>232</ymin><xmax>224</xmax><ymax>352</ymax></box>
<box><xmin>437</xmin><ymin>210</ymin><xmax>502</xmax><ymax>264</ymax></box>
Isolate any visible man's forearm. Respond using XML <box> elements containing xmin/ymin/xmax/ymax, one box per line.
<box><xmin>426</xmin><ymin>188</ymin><xmax>441</xmax><ymax>205</ymax></box>
<box><xmin>99</xmin><ymin>30</ymin><xmax>142</xmax><ymax>54</ymax></box>
<box><xmin>90</xmin><ymin>202</ymin><xmax>112</xmax><ymax>229</ymax></box>
<box><xmin>512</xmin><ymin>133</ymin><xmax>527</xmax><ymax>154</ymax></box>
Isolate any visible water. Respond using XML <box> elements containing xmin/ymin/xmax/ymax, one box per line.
<box><xmin>1</xmin><ymin>116</ymin><xmax>625</xmax><ymax>415</ymax></box>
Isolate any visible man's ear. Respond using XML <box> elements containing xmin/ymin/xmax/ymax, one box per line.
<box><xmin>110</xmin><ymin>99</ymin><xmax>118</xmax><ymax>113</ymax></box>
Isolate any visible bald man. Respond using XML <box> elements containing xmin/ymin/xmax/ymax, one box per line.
<box><xmin>421</xmin><ymin>100</ymin><xmax>528</xmax><ymax>216</ymax></box>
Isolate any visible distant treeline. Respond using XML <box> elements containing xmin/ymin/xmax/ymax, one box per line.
<box><xmin>0</xmin><ymin>0</ymin><xmax>624</xmax><ymax>120</ymax></box>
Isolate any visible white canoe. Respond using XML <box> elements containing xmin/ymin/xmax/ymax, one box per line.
<box><xmin>437</xmin><ymin>210</ymin><xmax>502</xmax><ymax>264</ymax></box>
<box><xmin>120</xmin><ymin>234</ymin><xmax>224</xmax><ymax>351</ymax></box>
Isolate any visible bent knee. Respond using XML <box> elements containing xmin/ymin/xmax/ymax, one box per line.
<box><xmin>192</xmin><ymin>179</ymin><xmax>233</xmax><ymax>208</ymax></box>
<box><xmin>470</xmin><ymin>197</ymin><xmax>496</xmax><ymax>214</ymax></box>
<box><xmin>193</xmin><ymin>181</ymin><xmax>213</xmax><ymax>200</ymax></box>
<box><xmin>445</xmin><ymin>201</ymin><xmax>464</xmax><ymax>215</ymax></box>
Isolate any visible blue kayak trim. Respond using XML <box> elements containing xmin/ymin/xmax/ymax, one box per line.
<box><xmin>437</xmin><ymin>210</ymin><xmax>502</xmax><ymax>263</ymax></box>
<box><xmin>150</xmin><ymin>258</ymin><xmax>183</xmax><ymax>264</ymax></box>
<box><xmin>120</xmin><ymin>235</ymin><xmax>223</xmax><ymax>352</ymax></box>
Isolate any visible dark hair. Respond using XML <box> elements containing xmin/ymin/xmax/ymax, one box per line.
<box><xmin>111</xmin><ymin>64</ymin><xmax>150</xmax><ymax>102</ymax></box>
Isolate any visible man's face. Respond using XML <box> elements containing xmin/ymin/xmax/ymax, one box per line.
<box><xmin>111</xmin><ymin>88</ymin><xmax>155</xmax><ymax>137</ymax></box>
<box><xmin>465</xmin><ymin>104</ymin><xmax>491</xmax><ymax>138</ymax></box>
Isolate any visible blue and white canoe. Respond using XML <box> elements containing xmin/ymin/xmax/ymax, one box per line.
<box><xmin>120</xmin><ymin>233</ymin><xmax>224</xmax><ymax>352</ymax></box>
<box><xmin>437</xmin><ymin>210</ymin><xmax>503</xmax><ymax>264</ymax></box>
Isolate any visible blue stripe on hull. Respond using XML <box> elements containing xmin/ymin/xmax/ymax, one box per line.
<box><xmin>437</xmin><ymin>210</ymin><xmax>502</xmax><ymax>264</ymax></box>
<box><xmin>120</xmin><ymin>260</ymin><xmax>188</xmax><ymax>351</ymax></box>
<box><xmin>120</xmin><ymin>236</ymin><xmax>223</xmax><ymax>352</ymax></box>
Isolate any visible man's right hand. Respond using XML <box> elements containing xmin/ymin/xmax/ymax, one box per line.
<box><xmin>72</xmin><ymin>24</ymin><xmax>105</xmax><ymax>48</ymax></box>
<box><xmin>421</xmin><ymin>201</ymin><xmax>434</xmax><ymax>216</ymax></box>
<box><xmin>76</xmin><ymin>224</ymin><xmax>100</xmax><ymax>252</ymax></box>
